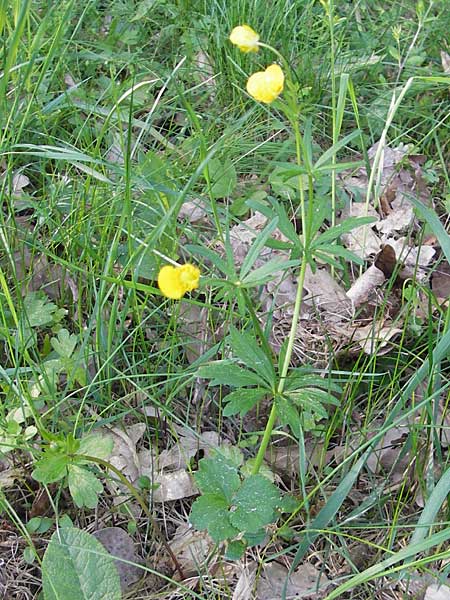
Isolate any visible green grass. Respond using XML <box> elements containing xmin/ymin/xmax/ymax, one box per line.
<box><xmin>1</xmin><ymin>0</ymin><xmax>450</xmax><ymax>598</ymax></box>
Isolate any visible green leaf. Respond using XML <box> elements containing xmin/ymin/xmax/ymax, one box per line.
<box><xmin>230</xmin><ymin>475</ymin><xmax>280</xmax><ymax>533</ymax></box>
<box><xmin>26</xmin><ymin>517</ymin><xmax>54</xmax><ymax>534</ymax></box>
<box><xmin>32</xmin><ymin>451</ymin><xmax>69</xmax><ymax>484</ymax></box>
<box><xmin>276</xmin><ymin>395</ymin><xmax>301</xmax><ymax>436</ymax></box>
<box><xmin>68</xmin><ymin>466</ymin><xmax>103</xmax><ymax>509</ymax></box>
<box><xmin>189</xmin><ymin>494</ymin><xmax>238</xmax><ymax>542</ymax></box>
<box><xmin>42</xmin><ymin>527</ymin><xmax>121</xmax><ymax>600</ymax></box>
<box><xmin>50</xmin><ymin>329</ymin><xmax>78</xmax><ymax>358</ymax></box>
<box><xmin>240</xmin><ymin>218</ymin><xmax>279</xmax><ymax>280</ymax></box>
<box><xmin>241</xmin><ymin>258</ymin><xmax>299</xmax><ymax>286</ymax></box>
<box><xmin>223</xmin><ymin>388</ymin><xmax>267</xmax><ymax>417</ymax></box>
<box><xmin>208</xmin><ymin>157</ymin><xmax>237</xmax><ymax>199</ymax></box>
<box><xmin>77</xmin><ymin>434</ymin><xmax>114</xmax><ymax>461</ymax></box>
<box><xmin>194</xmin><ymin>455</ymin><xmax>241</xmax><ymax>503</ymax></box>
<box><xmin>197</xmin><ymin>361</ymin><xmax>264</xmax><ymax>387</ymax></box>
<box><xmin>225</xmin><ymin>540</ymin><xmax>246</xmax><ymax>560</ymax></box>
<box><xmin>229</xmin><ymin>327</ymin><xmax>275</xmax><ymax>386</ymax></box>
<box><xmin>311</xmin><ymin>217</ymin><xmax>376</xmax><ymax>247</ymax></box>
<box><xmin>23</xmin><ymin>293</ymin><xmax>58</xmax><ymax>328</ymax></box>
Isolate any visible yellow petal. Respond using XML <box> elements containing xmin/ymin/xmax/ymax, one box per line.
<box><xmin>229</xmin><ymin>25</ymin><xmax>259</xmax><ymax>53</ymax></box>
<box><xmin>158</xmin><ymin>265</ymin><xmax>185</xmax><ymax>300</ymax></box>
<box><xmin>246</xmin><ymin>64</ymin><xmax>284</xmax><ymax>103</ymax></box>
<box><xmin>179</xmin><ymin>264</ymin><xmax>200</xmax><ymax>292</ymax></box>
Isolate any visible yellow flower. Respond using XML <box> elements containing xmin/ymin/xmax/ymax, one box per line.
<box><xmin>246</xmin><ymin>64</ymin><xmax>284</xmax><ymax>104</ymax></box>
<box><xmin>229</xmin><ymin>25</ymin><xmax>259</xmax><ymax>53</ymax></box>
<box><xmin>158</xmin><ymin>264</ymin><xmax>200</xmax><ymax>300</ymax></box>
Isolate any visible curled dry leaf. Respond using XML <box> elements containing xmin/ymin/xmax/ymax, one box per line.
<box><xmin>256</xmin><ymin>561</ymin><xmax>330</xmax><ymax>600</ymax></box>
<box><xmin>93</xmin><ymin>527</ymin><xmax>141</xmax><ymax>592</ymax></box>
<box><xmin>0</xmin><ymin>468</ymin><xmax>22</xmax><ymax>489</ymax></box>
<box><xmin>346</xmin><ymin>265</ymin><xmax>386</xmax><ymax>308</ymax></box>
<box><xmin>12</xmin><ymin>172</ymin><xmax>30</xmax><ymax>196</ymax></box>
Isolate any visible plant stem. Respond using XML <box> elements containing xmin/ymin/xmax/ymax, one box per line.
<box><xmin>252</xmin><ymin>114</ymin><xmax>309</xmax><ymax>474</ymax></box>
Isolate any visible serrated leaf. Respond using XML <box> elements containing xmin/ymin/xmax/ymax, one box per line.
<box><xmin>77</xmin><ymin>433</ymin><xmax>114</xmax><ymax>462</ymax></box>
<box><xmin>51</xmin><ymin>329</ymin><xmax>78</xmax><ymax>358</ymax></box>
<box><xmin>189</xmin><ymin>494</ymin><xmax>238</xmax><ymax>542</ymax></box>
<box><xmin>194</xmin><ymin>455</ymin><xmax>240</xmax><ymax>503</ymax></box>
<box><xmin>23</xmin><ymin>293</ymin><xmax>58</xmax><ymax>328</ymax></box>
<box><xmin>225</xmin><ymin>540</ymin><xmax>246</xmax><ymax>560</ymax></box>
<box><xmin>230</xmin><ymin>475</ymin><xmax>280</xmax><ymax>533</ymax></box>
<box><xmin>197</xmin><ymin>361</ymin><xmax>264</xmax><ymax>387</ymax></box>
<box><xmin>68</xmin><ymin>465</ymin><xmax>103</xmax><ymax>509</ymax></box>
<box><xmin>276</xmin><ymin>396</ymin><xmax>301</xmax><ymax>436</ymax></box>
<box><xmin>42</xmin><ymin>527</ymin><xmax>121</xmax><ymax>600</ymax></box>
<box><xmin>223</xmin><ymin>388</ymin><xmax>267</xmax><ymax>417</ymax></box>
<box><xmin>229</xmin><ymin>327</ymin><xmax>275</xmax><ymax>386</ymax></box>
<box><xmin>32</xmin><ymin>451</ymin><xmax>69</xmax><ymax>484</ymax></box>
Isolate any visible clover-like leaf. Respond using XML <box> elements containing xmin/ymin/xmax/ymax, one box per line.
<box><xmin>190</xmin><ymin>494</ymin><xmax>238</xmax><ymax>542</ymax></box>
<box><xmin>194</xmin><ymin>455</ymin><xmax>240</xmax><ymax>503</ymax></box>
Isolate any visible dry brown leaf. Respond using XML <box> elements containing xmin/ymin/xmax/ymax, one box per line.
<box><xmin>265</xmin><ymin>440</ymin><xmax>325</xmax><ymax>475</ymax></box>
<box><xmin>303</xmin><ymin>266</ymin><xmax>352</xmax><ymax>322</ymax></box>
<box><xmin>169</xmin><ymin>523</ymin><xmax>215</xmax><ymax>578</ymax></box>
<box><xmin>441</xmin><ymin>51</ymin><xmax>450</xmax><ymax>74</ymax></box>
<box><xmin>93</xmin><ymin>527</ymin><xmax>141</xmax><ymax>592</ymax></box>
<box><xmin>256</xmin><ymin>561</ymin><xmax>330</xmax><ymax>600</ymax></box>
<box><xmin>424</xmin><ymin>584</ymin><xmax>450</xmax><ymax>600</ymax></box>
<box><xmin>346</xmin><ymin>265</ymin><xmax>386</xmax><ymax>307</ymax></box>
<box><xmin>233</xmin><ymin>561</ymin><xmax>258</xmax><ymax>600</ymax></box>
<box><xmin>177</xmin><ymin>200</ymin><xmax>207</xmax><ymax>224</ymax></box>
<box><xmin>366</xmin><ymin>425</ymin><xmax>411</xmax><ymax>483</ymax></box>
<box><xmin>152</xmin><ymin>469</ymin><xmax>197</xmax><ymax>502</ymax></box>
<box><xmin>178</xmin><ymin>302</ymin><xmax>210</xmax><ymax>364</ymax></box>
<box><xmin>340</xmin><ymin>203</ymin><xmax>381</xmax><ymax>259</ymax></box>
<box><xmin>387</xmin><ymin>237</ymin><xmax>435</xmax><ymax>281</ymax></box>
<box><xmin>432</xmin><ymin>260</ymin><xmax>450</xmax><ymax>303</ymax></box>
<box><xmin>352</xmin><ymin>321</ymin><xmax>401</xmax><ymax>355</ymax></box>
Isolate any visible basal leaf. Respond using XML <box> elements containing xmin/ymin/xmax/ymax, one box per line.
<box><xmin>190</xmin><ymin>494</ymin><xmax>238</xmax><ymax>542</ymax></box>
<box><xmin>194</xmin><ymin>455</ymin><xmax>241</xmax><ymax>503</ymax></box>
<box><xmin>32</xmin><ymin>451</ymin><xmax>69</xmax><ymax>484</ymax></box>
<box><xmin>230</xmin><ymin>475</ymin><xmax>280</xmax><ymax>533</ymax></box>
<box><xmin>77</xmin><ymin>433</ymin><xmax>114</xmax><ymax>462</ymax></box>
<box><xmin>42</xmin><ymin>527</ymin><xmax>121</xmax><ymax>600</ymax></box>
<box><xmin>51</xmin><ymin>329</ymin><xmax>78</xmax><ymax>358</ymax></box>
<box><xmin>68</xmin><ymin>465</ymin><xmax>103</xmax><ymax>509</ymax></box>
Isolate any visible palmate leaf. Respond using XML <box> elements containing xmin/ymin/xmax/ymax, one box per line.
<box><xmin>240</xmin><ymin>217</ymin><xmax>279</xmax><ymax>280</ymax></box>
<box><xmin>311</xmin><ymin>216</ymin><xmax>377</xmax><ymax>247</ymax></box>
<box><xmin>229</xmin><ymin>327</ymin><xmax>275</xmax><ymax>387</ymax></box>
<box><xmin>197</xmin><ymin>360</ymin><xmax>264</xmax><ymax>387</ymax></box>
<box><xmin>241</xmin><ymin>258</ymin><xmax>299</xmax><ymax>286</ymax></box>
<box><xmin>190</xmin><ymin>494</ymin><xmax>238</xmax><ymax>542</ymax></box>
<box><xmin>230</xmin><ymin>475</ymin><xmax>281</xmax><ymax>534</ymax></box>
<box><xmin>222</xmin><ymin>388</ymin><xmax>267</xmax><ymax>417</ymax></box>
<box><xmin>194</xmin><ymin>454</ymin><xmax>241</xmax><ymax>503</ymax></box>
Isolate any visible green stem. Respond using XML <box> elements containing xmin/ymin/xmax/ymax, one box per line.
<box><xmin>252</xmin><ymin>116</ymin><xmax>309</xmax><ymax>474</ymax></box>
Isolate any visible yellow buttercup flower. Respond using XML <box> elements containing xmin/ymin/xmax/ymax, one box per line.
<box><xmin>246</xmin><ymin>64</ymin><xmax>284</xmax><ymax>104</ymax></box>
<box><xmin>158</xmin><ymin>264</ymin><xmax>200</xmax><ymax>300</ymax></box>
<box><xmin>229</xmin><ymin>25</ymin><xmax>259</xmax><ymax>53</ymax></box>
